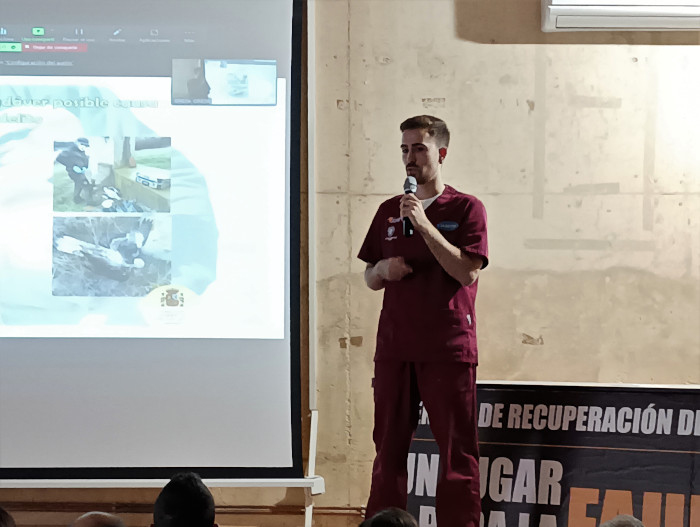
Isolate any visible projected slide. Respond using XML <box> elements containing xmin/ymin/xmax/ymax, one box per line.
<box><xmin>0</xmin><ymin>75</ymin><xmax>286</xmax><ymax>339</ymax></box>
<box><xmin>0</xmin><ymin>0</ymin><xmax>300</xmax><ymax>477</ymax></box>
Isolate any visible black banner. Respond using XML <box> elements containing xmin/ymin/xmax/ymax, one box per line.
<box><xmin>407</xmin><ymin>383</ymin><xmax>700</xmax><ymax>527</ymax></box>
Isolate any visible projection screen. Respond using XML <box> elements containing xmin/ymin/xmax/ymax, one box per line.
<box><xmin>0</xmin><ymin>0</ymin><xmax>303</xmax><ymax>480</ymax></box>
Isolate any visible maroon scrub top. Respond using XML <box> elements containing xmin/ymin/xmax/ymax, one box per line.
<box><xmin>358</xmin><ymin>185</ymin><xmax>488</xmax><ymax>363</ymax></box>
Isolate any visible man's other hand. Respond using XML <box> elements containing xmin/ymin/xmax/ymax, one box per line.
<box><xmin>364</xmin><ymin>257</ymin><xmax>413</xmax><ymax>290</ymax></box>
<box><xmin>376</xmin><ymin>256</ymin><xmax>412</xmax><ymax>281</ymax></box>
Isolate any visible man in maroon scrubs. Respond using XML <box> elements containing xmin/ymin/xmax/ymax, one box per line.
<box><xmin>358</xmin><ymin>115</ymin><xmax>488</xmax><ymax>527</ymax></box>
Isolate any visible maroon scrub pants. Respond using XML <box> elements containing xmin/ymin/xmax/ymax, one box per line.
<box><xmin>366</xmin><ymin>361</ymin><xmax>481</xmax><ymax>527</ymax></box>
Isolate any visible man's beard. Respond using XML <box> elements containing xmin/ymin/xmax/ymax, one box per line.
<box><xmin>406</xmin><ymin>166</ymin><xmax>420</xmax><ymax>178</ymax></box>
<box><xmin>407</xmin><ymin>167</ymin><xmax>431</xmax><ymax>184</ymax></box>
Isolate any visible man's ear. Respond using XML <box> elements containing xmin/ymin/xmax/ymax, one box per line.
<box><xmin>439</xmin><ymin>147</ymin><xmax>447</xmax><ymax>163</ymax></box>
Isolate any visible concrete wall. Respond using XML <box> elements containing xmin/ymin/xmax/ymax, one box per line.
<box><xmin>312</xmin><ymin>0</ymin><xmax>699</xmax><ymax>525</ymax></box>
<box><xmin>2</xmin><ymin>1</ymin><xmax>699</xmax><ymax>525</ymax></box>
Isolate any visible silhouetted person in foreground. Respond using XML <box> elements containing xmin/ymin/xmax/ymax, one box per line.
<box><xmin>360</xmin><ymin>507</ymin><xmax>418</xmax><ymax>527</ymax></box>
<box><xmin>600</xmin><ymin>515</ymin><xmax>645</xmax><ymax>527</ymax></box>
<box><xmin>154</xmin><ymin>472</ymin><xmax>217</xmax><ymax>527</ymax></box>
<box><xmin>71</xmin><ymin>511</ymin><xmax>124</xmax><ymax>527</ymax></box>
<box><xmin>0</xmin><ymin>506</ymin><xmax>16</xmax><ymax>527</ymax></box>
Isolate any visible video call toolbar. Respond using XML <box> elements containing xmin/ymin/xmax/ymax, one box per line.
<box><xmin>0</xmin><ymin>1</ymin><xmax>293</xmax><ymax>77</ymax></box>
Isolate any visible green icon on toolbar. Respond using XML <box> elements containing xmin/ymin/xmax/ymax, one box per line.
<box><xmin>32</xmin><ymin>27</ymin><xmax>45</xmax><ymax>36</ymax></box>
<box><xmin>0</xmin><ymin>42</ymin><xmax>22</xmax><ymax>52</ymax></box>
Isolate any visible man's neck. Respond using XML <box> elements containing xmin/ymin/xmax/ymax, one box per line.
<box><xmin>415</xmin><ymin>175</ymin><xmax>445</xmax><ymax>200</ymax></box>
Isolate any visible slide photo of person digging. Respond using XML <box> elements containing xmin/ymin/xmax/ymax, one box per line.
<box><xmin>52</xmin><ymin>136</ymin><xmax>172</xmax><ymax>213</ymax></box>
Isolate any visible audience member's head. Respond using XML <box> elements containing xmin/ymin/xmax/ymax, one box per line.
<box><xmin>600</xmin><ymin>515</ymin><xmax>645</xmax><ymax>527</ymax></box>
<box><xmin>153</xmin><ymin>472</ymin><xmax>216</xmax><ymax>527</ymax></box>
<box><xmin>360</xmin><ymin>507</ymin><xmax>418</xmax><ymax>527</ymax></box>
<box><xmin>71</xmin><ymin>511</ymin><xmax>124</xmax><ymax>527</ymax></box>
<box><xmin>0</xmin><ymin>506</ymin><xmax>16</xmax><ymax>527</ymax></box>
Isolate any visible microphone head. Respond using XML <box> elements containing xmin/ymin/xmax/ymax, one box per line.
<box><xmin>404</xmin><ymin>176</ymin><xmax>418</xmax><ymax>193</ymax></box>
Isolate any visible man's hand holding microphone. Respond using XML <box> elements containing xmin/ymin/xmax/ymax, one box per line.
<box><xmin>400</xmin><ymin>175</ymin><xmax>430</xmax><ymax>236</ymax></box>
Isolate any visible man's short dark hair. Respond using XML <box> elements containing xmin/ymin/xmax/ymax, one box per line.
<box><xmin>360</xmin><ymin>507</ymin><xmax>418</xmax><ymax>527</ymax></box>
<box><xmin>153</xmin><ymin>472</ymin><xmax>215</xmax><ymax>527</ymax></box>
<box><xmin>600</xmin><ymin>515</ymin><xmax>645</xmax><ymax>527</ymax></box>
<box><xmin>400</xmin><ymin>115</ymin><xmax>450</xmax><ymax>148</ymax></box>
<box><xmin>0</xmin><ymin>506</ymin><xmax>16</xmax><ymax>527</ymax></box>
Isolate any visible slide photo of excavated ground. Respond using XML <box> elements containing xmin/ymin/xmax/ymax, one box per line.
<box><xmin>52</xmin><ymin>137</ymin><xmax>172</xmax><ymax>213</ymax></box>
<box><xmin>52</xmin><ymin>215</ymin><xmax>172</xmax><ymax>297</ymax></box>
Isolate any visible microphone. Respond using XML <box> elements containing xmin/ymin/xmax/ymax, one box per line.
<box><xmin>403</xmin><ymin>175</ymin><xmax>417</xmax><ymax>237</ymax></box>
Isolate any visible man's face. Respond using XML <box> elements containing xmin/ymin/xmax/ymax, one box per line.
<box><xmin>401</xmin><ymin>128</ymin><xmax>442</xmax><ymax>185</ymax></box>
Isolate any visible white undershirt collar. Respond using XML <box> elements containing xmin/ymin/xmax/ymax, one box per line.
<box><xmin>421</xmin><ymin>191</ymin><xmax>443</xmax><ymax>210</ymax></box>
